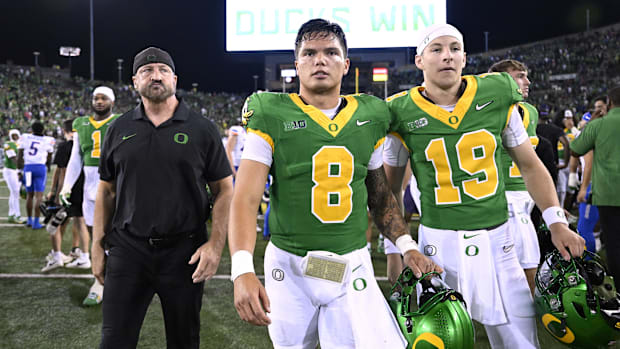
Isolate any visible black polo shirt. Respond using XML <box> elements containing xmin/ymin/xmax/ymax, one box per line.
<box><xmin>99</xmin><ymin>98</ymin><xmax>231</xmax><ymax>239</ymax></box>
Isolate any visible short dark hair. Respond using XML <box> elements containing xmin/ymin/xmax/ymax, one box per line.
<box><xmin>608</xmin><ymin>86</ymin><xmax>620</xmax><ymax>107</ymax></box>
<box><xmin>488</xmin><ymin>59</ymin><xmax>528</xmax><ymax>73</ymax></box>
<box><xmin>294</xmin><ymin>19</ymin><xmax>348</xmax><ymax>59</ymax></box>
<box><xmin>63</xmin><ymin>119</ymin><xmax>74</xmax><ymax>133</ymax></box>
<box><xmin>31</xmin><ymin>121</ymin><xmax>44</xmax><ymax>135</ymax></box>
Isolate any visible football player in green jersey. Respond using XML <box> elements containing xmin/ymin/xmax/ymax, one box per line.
<box><xmin>60</xmin><ymin>86</ymin><xmax>120</xmax><ymax>306</ymax></box>
<box><xmin>3</xmin><ymin>129</ymin><xmax>26</xmax><ymax>223</ymax></box>
<box><xmin>488</xmin><ymin>59</ymin><xmax>541</xmax><ymax>296</ymax></box>
<box><xmin>229</xmin><ymin>19</ymin><xmax>440</xmax><ymax>349</ymax></box>
<box><xmin>383</xmin><ymin>24</ymin><xmax>584</xmax><ymax>349</ymax></box>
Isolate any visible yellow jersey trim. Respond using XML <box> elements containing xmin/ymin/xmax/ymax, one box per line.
<box><xmin>409</xmin><ymin>75</ymin><xmax>477</xmax><ymax>130</ymax></box>
<box><xmin>388</xmin><ymin>132</ymin><xmax>410</xmax><ymax>152</ymax></box>
<box><xmin>248</xmin><ymin>128</ymin><xmax>274</xmax><ymax>152</ymax></box>
<box><xmin>89</xmin><ymin>114</ymin><xmax>117</xmax><ymax>129</ymax></box>
<box><xmin>288</xmin><ymin>94</ymin><xmax>358</xmax><ymax>137</ymax></box>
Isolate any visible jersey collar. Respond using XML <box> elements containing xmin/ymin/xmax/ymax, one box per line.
<box><xmin>409</xmin><ymin>75</ymin><xmax>477</xmax><ymax>130</ymax></box>
<box><xmin>289</xmin><ymin>93</ymin><xmax>358</xmax><ymax>137</ymax></box>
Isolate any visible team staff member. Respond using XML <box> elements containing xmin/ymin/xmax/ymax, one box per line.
<box><xmin>92</xmin><ymin>47</ymin><xmax>233</xmax><ymax>348</ymax></box>
<box><xmin>571</xmin><ymin>86</ymin><xmax>620</xmax><ymax>289</ymax></box>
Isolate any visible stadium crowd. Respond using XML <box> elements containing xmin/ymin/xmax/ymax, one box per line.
<box><xmin>0</xmin><ymin>64</ymin><xmax>245</xmax><ymax>140</ymax></box>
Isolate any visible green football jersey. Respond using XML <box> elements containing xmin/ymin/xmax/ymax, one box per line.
<box><xmin>388</xmin><ymin>72</ymin><xmax>523</xmax><ymax>230</ymax></box>
<box><xmin>3</xmin><ymin>141</ymin><xmax>18</xmax><ymax>169</ymax></box>
<box><xmin>72</xmin><ymin>114</ymin><xmax>120</xmax><ymax>166</ymax></box>
<box><xmin>502</xmin><ymin>102</ymin><xmax>539</xmax><ymax>191</ymax></box>
<box><xmin>244</xmin><ymin>92</ymin><xmax>390</xmax><ymax>256</ymax></box>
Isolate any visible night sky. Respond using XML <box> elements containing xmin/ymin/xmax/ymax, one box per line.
<box><xmin>1</xmin><ymin>0</ymin><xmax>618</xmax><ymax>93</ymax></box>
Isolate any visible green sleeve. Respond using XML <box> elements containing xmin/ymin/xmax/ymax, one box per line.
<box><xmin>570</xmin><ymin>119</ymin><xmax>600</xmax><ymax>155</ymax></box>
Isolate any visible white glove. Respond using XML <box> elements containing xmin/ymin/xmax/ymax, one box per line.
<box><xmin>59</xmin><ymin>186</ymin><xmax>72</xmax><ymax>207</ymax></box>
<box><xmin>568</xmin><ymin>172</ymin><xmax>580</xmax><ymax>191</ymax></box>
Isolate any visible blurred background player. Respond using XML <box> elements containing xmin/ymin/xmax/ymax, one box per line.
<box><xmin>17</xmin><ymin>121</ymin><xmax>54</xmax><ymax>229</ymax></box>
<box><xmin>60</xmin><ymin>86</ymin><xmax>119</xmax><ymax>306</ymax></box>
<box><xmin>556</xmin><ymin>109</ymin><xmax>579</xmax><ymax>210</ymax></box>
<box><xmin>3</xmin><ymin>129</ymin><xmax>26</xmax><ymax>223</ymax></box>
<box><xmin>488</xmin><ymin>59</ymin><xmax>541</xmax><ymax>295</ymax></box>
<box><xmin>225</xmin><ymin>123</ymin><xmax>246</xmax><ymax>179</ymax></box>
<box><xmin>42</xmin><ymin>119</ymin><xmax>89</xmax><ymax>272</ymax></box>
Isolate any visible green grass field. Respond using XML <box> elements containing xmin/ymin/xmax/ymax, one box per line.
<box><xmin>0</xmin><ymin>168</ymin><xmax>616</xmax><ymax>348</ymax></box>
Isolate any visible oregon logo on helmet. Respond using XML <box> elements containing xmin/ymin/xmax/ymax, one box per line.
<box><xmin>413</xmin><ymin>332</ymin><xmax>444</xmax><ymax>348</ymax></box>
<box><xmin>541</xmin><ymin>314</ymin><xmax>575</xmax><ymax>344</ymax></box>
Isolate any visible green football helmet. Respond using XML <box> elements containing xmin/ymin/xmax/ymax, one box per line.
<box><xmin>535</xmin><ymin>249</ymin><xmax>620</xmax><ymax>348</ymax></box>
<box><xmin>389</xmin><ymin>268</ymin><xmax>475</xmax><ymax>349</ymax></box>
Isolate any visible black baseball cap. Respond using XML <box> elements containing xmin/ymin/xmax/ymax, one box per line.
<box><xmin>133</xmin><ymin>47</ymin><xmax>175</xmax><ymax>75</ymax></box>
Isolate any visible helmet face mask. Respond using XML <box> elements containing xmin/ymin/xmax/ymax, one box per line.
<box><xmin>389</xmin><ymin>268</ymin><xmax>475</xmax><ymax>349</ymax></box>
<box><xmin>535</xmin><ymin>250</ymin><xmax>620</xmax><ymax>348</ymax></box>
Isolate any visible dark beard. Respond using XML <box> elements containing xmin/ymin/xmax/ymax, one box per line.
<box><xmin>139</xmin><ymin>82</ymin><xmax>175</xmax><ymax>103</ymax></box>
<box><xmin>93</xmin><ymin>106</ymin><xmax>111</xmax><ymax>117</ymax></box>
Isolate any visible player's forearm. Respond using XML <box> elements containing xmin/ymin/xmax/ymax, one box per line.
<box><xmin>207</xmin><ymin>176</ymin><xmax>233</xmax><ymax>254</ymax></box>
<box><xmin>228</xmin><ymin>160</ymin><xmax>269</xmax><ymax>255</ymax></box>
<box><xmin>366</xmin><ymin>167</ymin><xmax>410</xmax><ymax>244</ymax></box>
<box><xmin>521</xmin><ymin>157</ymin><xmax>561</xmax><ymax>211</ymax></box>
<box><xmin>93</xmin><ymin>180</ymin><xmax>116</xmax><ymax>245</ymax></box>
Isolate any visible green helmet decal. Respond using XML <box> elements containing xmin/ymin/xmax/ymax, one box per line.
<box><xmin>535</xmin><ymin>250</ymin><xmax>620</xmax><ymax>349</ymax></box>
<box><xmin>389</xmin><ymin>268</ymin><xmax>475</xmax><ymax>349</ymax></box>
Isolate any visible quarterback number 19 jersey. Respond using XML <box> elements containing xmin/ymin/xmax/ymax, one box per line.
<box><xmin>388</xmin><ymin>73</ymin><xmax>523</xmax><ymax>231</ymax></box>
<box><xmin>72</xmin><ymin>114</ymin><xmax>120</xmax><ymax>166</ymax></box>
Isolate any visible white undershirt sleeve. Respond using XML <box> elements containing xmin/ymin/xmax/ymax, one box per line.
<box><xmin>501</xmin><ymin>107</ymin><xmax>529</xmax><ymax>148</ymax></box>
<box><xmin>240</xmin><ymin>132</ymin><xmax>273</xmax><ymax>167</ymax></box>
<box><xmin>368</xmin><ymin>143</ymin><xmax>384</xmax><ymax>170</ymax></box>
<box><xmin>383</xmin><ymin>134</ymin><xmax>409</xmax><ymax>167</ymax></box>
<box><xmin>62</xmin><ymin>136</ymin><xmax>84</xmax><ymax>191</ymax></box>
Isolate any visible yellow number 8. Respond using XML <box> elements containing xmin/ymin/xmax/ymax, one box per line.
<box><xmin>311</xmin><ymin>146</ymin><xmax>354</xmax><ymax>223</ymax></box>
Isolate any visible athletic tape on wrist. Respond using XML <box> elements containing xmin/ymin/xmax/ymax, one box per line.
<box><xmin>230</xmin><ymin>250</ymin><xmax>255</xmax><ymax>282</ymax></box>
<box><xmin>395</xmin><ymin>235</ymin><xmax>418</xmax><ymax>255</ymax></box>
<box><xmin>542</xmin><ymin>206</ymin><xmax>568</xmax><ymax>227</ymax></box>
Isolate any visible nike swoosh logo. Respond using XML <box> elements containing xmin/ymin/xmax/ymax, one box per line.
<box><xmin>356</xmin><ymin>120</ymin><xmax>370</xmax><ymax>126</ymax></box>
<box><xmin>83</xmin><ymin>122</ymin><xmax>90</xmax><ymax>126</ymax></box>
<box><xmin>503</xmin><ymin>245</ymin><xmax>514</xmax><ymax>253</ymax></box>
<box><xmin>475</xmin><ymin>101</ymin><xmax>494</xmax><ymax>110</ymax></box>
<box><xmin>122</xmin><ymin>134</ymin><xmax>136</xmax><ymax>141</ymax></box>
<box><xmin>352</xmin><ymin>264</ymin><xmax>362</xmax><ymax>273</ymax></box>
<box><xmin>463</xmin><ymin>233</ymin><xmax>480</xmax><ymax>239</ymax></box>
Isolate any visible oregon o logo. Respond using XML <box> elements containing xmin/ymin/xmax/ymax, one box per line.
<box><xmin>174</xmin><ymin>133</ymin><xmax>188</xmax><ymax>144</ymax></box>
<box><xmin>465</xmin><ymin>245</ymin><xmax>479</xmax><ymax>256</ymax></box>
<box><xmin>328</xmin><ymin>123</ymin><xmax>339</xmax><ymax>132</ymax></box>
<box><xmin>272</xmin><ymin>269</ymin><xmax>284</xmax><ymax>281</ymax></box>
<box><xmin>424</xmin><ymin>245</ymin><xmax>437</xmax><ymax>256</ymax></box>
<box><xmin>352</xmin><ymin>278</ymin><xmax>367</xmax><ymax>291</ymax></box>
<box><xmin>449</xmin><ymin>115</ymin><xmax>459</xmax><ymax>124</ymax></box>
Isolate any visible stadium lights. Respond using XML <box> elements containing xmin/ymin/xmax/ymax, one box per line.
<box><xmin>33</xmin><ymin>51</ymin><xmax>40</xmax><ymax>68</ymax></box>
<box><xmin>59</xmin><ymin>46</ymin><xmax>81</xmax><ymax>76</ymax></box>
<box><xmin>117</xmin><ymin>58</ymin><xmax>124</xmax><ymax>84</ymax></box>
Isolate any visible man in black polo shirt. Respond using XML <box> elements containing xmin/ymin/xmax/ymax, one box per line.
<box><xmin>92</xmin><ymin>47</ymin><xmax>233</xmax><ymax>348</ymax></box>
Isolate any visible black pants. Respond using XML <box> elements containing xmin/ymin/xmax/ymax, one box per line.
<box><xmin>599</xmin><ymin>206</ymin><xmax>620</xmax><ymax>290</ymax></box>
<box><xmin>100</xmin><ymin>233</ymin><xmax>206</xmax><ymax>349</ymax></box>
